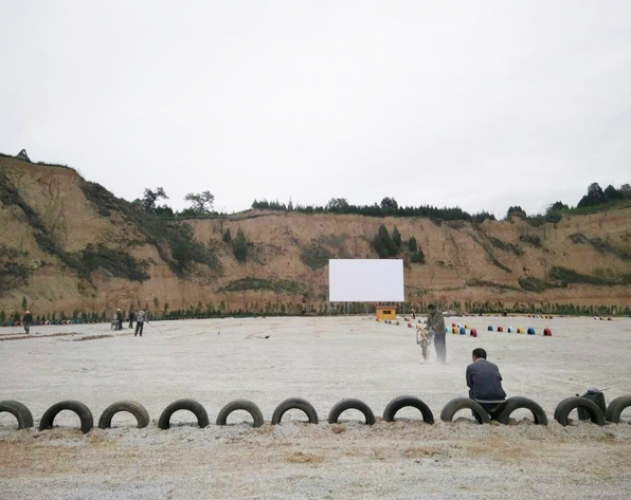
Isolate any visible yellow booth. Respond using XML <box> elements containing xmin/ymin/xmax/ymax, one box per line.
<box><xmin>376</xmin><ymin>306</ymin><xmax>397</xmax><ymax>320</ymax></box>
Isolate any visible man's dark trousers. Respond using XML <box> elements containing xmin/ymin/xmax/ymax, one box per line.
<box><xmin>434</xmin><ymin>333</ymin><xmax>446</xmax><ymax>362</ymax></box>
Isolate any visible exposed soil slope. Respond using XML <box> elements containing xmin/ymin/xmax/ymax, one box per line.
<box><xmin>1</xmin><ymin>154</ymin><xmax>630</xmax><ymax>315</ymax></box>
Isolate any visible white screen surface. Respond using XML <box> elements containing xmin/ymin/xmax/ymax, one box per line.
<box><xmin>328</xmin><ymin>259</ymin><xmax>404</xmax><ymax>302</ymax></box>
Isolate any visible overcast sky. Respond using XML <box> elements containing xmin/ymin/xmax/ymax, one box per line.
<box><xmin>1</xmin><ymin>1</ymin><xmax>629</xmax><ymax>216</ymax></box>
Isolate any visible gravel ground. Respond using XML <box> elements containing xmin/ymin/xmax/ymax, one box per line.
<box><xmin>1</xmin><ymin>315</ymin><xmax>630</xmax><ymax>499</ymax></box>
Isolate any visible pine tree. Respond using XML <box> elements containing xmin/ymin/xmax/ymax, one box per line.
<box><xmin>392</xmin><ymin>226</ymin><xmax>402</xmax><ymax>251</ymax></box>
<box><xmin>408</xmin><ymin>236</ymin><xmax>418</xmax><ymax>253</ymax></box>
<box><xmin>372</xmin><ymin>225</ymin><xmax>398</xmax><ymax>258</ymax></box>
<box><xmin>233</xmin><ymin>228</ymin><xmax>248</xmax><ymax>263</ymax></box>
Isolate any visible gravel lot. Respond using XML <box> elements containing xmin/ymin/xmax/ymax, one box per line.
<box><xmin>1</xmin><ymin>315</ymin><xmax>630</xmax><ymax>499</ymax></box>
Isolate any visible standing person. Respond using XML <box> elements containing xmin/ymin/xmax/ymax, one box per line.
<box><xmin>116</xmin><ymin>309</ymin><xmax>124</xmax><ymax>330</ymax></box>
<box><xmin>466</xmin><ymin>348</ymin><xmax>506</xmax><ymax>419</ymax></box>
<box><xmin>135</xmin><ymin>309</ymin><xmax>146</xmax><ymax>337</ymax></box>
<box><xmin>426</xmin><ymin>304</ymin><xmax>446</xmax><ymax>363</ymax></box>
<box><xmin>411</xmin><ymin>308</ymin><xmax>416</xmax><ymax>319</ymax></box>
<box><xmin>22</xmin><ymin>310</ymin><xmax>33</xmax><ymax>335</ymax></box>
<box><xmin>128</xmin><ymin>309</ymin><xmax>136</xmax><ymax>329</ymax></box>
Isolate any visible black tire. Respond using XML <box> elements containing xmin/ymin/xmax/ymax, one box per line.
<box><xmin>216</xmin><ymin>399</ymin><xmax>265</xmax><ymax>428</ymax></box>
<box><xmin>382</xmin><ymin>396</ymin><xmax>434</xmax><ymax>424</ymax></box>
<box><xmin>38</xmin><ymin>400</ymin><xmax>94</xmax><ymax>433</ymax></box>
<box><xmin>327</xmin><ymin>398</ymin><xmax>376</xmax><ymax>425</ymax></box>
<box><xmin>605</xmin><ymin>395</ymin><xmax>631</xmax><ymax>423</ymax></box>
<box><xmin>0</xmin><ymin>400</ymin><xmax>34</xmax><ymax>429</ymax></box>
<box><xmin>554</xmin><ymin>397</ymin><xmax>605</xmax><ymax>426</ymax></box>
<box><xmin>440</xmin><ymin>397</ymin><xmax>491</xmax><ymax>424</ymax></box>
<box><xmin>271</xmin><ymin>398</ymin><xmax>318</xmax><ymax>425</ymax></box>
<box><xmin>158</xmin><ymin>399</ymin><xmax>209</xmax><ymax>429</ymax></box>
<box><xmin>496</xmin><ymin>397</ymin><xmax>548</xmax><ymax>425</ymax></box>
<box><xmin>98</xmin><ymin>401</ymin><xmax>150</xmax><ymax>429</ymax></box>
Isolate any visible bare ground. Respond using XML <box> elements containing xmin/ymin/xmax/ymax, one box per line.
<box><xmin>1</xmin><ymin>316</ymin><xmax>630</xmax><ymax>499</ymax></box>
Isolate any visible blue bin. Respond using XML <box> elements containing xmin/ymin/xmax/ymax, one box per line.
<box><xmin>527</xmin><ymin>327</ymin><xmax>536</xmax><ymax>335</ymax></box>
<box><xmin>488</xmin><ymin>325</ymin><xmax>493</xmax><ymax>331</ymax></box>
<box><xmin>459</xmin><ymin>327</ymin><xmax>466</xmax><ymax>335</ymax></box>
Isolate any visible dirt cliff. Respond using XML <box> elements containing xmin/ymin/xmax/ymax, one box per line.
<box><xmin>1</xmin><ymin>153</ymin><xmax>630</xmax><ymax>318</ymax></box>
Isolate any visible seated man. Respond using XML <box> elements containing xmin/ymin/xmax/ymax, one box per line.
<box><xmin>466</xmin><ymin>348</ymin><xmax>506</xmax><ymax>419</ymax></box>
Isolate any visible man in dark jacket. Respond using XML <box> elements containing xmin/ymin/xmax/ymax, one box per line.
<box><xmin>22</xmin><ymin>310</ymin><xmax>33</xmax><ymax>334</ymax></box>
<box><xmin>466</xmin><ymin>348</ymin><xmax>506</xmax><ymax>418</ymax></box>
<box><xmin>426</xmin><ymin>304</ymin><xmax>446</xmax><ymax>363</ymax></box>
<box><xmin>128</xmin><ymin>310</ymin><xmax>136</xmax><ymax>329</ymax></box>
<box><xmin>116</xmin><ymin>309</ymin><xmax>123</xmax><ymax>330</ymax></box>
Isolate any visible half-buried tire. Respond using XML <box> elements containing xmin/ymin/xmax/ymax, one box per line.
<box><xmin>271</xmin><ymin>398</ymin><xmax>318</xmax><ymax>425</ymax></box>
<box><xmin>605</xmin><ymin>395</ymin><xmax>631</xmax><ymax>424</ymax></box>
<box><xmin>440</xmin><ymin>397</ymin><xmax>490</xmax><ymax>424</ymax></box>
<box><xmin>98</xmin><ymin>401</ymin><xmax>150</xmax><ymax>429</ymax></box>
<box><xmin>554</xmin><ymin>397</ymin><xmax>605</xmax><ymax>426</ymax></box>
<box><xmin>38</xmin><ymin>400</ymin><xmax>93</xmax><ymax>433</ymax></box>
<box><xmin>216</xmin><ymin>399</ymin><xmax>265</xmax><ymax>427</ymax></box>
<box><xmin>496</xmin><ymin>397</ymin><xmax>548</xmax><ymax>425</ymax></box>
<box><xmin>327</xmin><ymin>398</ymin><xmax>376</xmax><ymax>425</ymax></box>
<box><xmin>382</xmin><ymin>396</ymin><xmax>434</xmax><ymax>424</ymax></box>
<box><xmin>0</xmin><ymin>400</ymin><xmax>34</xmax><ymax>429</ymax></box>
<box><xmin>158</xmin><ymin>399</ymin><xmax>209</xmax><ymax>429</ymax></box>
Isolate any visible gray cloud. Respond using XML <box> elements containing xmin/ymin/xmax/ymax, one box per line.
<box><xmin>1</xmin><ymin>0</ymin><xmax>629</xmax><ymax>216</ymax></box>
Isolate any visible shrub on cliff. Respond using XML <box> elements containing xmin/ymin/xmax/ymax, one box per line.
<box><xmin>233</xmin><ymin>228</ymin><xmax>248</xmax><ymax>263</ymax></box>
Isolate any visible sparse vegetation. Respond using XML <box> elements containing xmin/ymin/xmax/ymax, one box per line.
<box><xmin>79</xmin><ymin>179</ymin><xmax>220</xmax><ymax>277</ymax></box>
<box><xmin>568</xmin><ymin>233</ymin><xmax>631</xmax><ymax>261</ymax></box>
<box><xmin>0</xmin><ymin>245</ymin><xmax>31</xmax><ymax>292</ymax></box>
<box><xmin>79</xmin><ymin>244</ymin><xmax>149</xmax><ymax>282</ymax></box>
<box><xmin>300</xmin><ymin>243</ymin><xmax>332</xmax><ymax>270</ymax></box>
<box><xmin>488</xmin><ymin>237</ymin><xmax>523</xmax><ymax>256</ymax></box>
<box><xmin>222</xmin><ymin>228</ymin><xmax>232</xmax><ymax>243</ymax></box>
<box><xmin>466</xmin><ymin>279</ymin><xmax>517</xmax><ymax>291</ymax></box>
<box><xmin>518</xmin><ymin>277</ymin><xmax>551</xmax><ymax>292</ymax></box>
<box><xmin>219</xmin><ymin>278</ymin><xmax>302</xmax><ymax>294</ymax></box>
<box><xmin>410</xmin><ymin>250</ymin><xmax>425</xmax><ymax>264</ymax></box>
<box><xmin>548</xmin><ymin>266</ymin><xmax>631</xmax><ymax>287</ymax></box>
<box><xmin>232</xmin><ymin>228</ymin><xmax>248</xmax><ymax>263</ymax></box>
<box><xmin>519</xmin><ymin>234</ymin><xmax>542</xmax><ymax>248</ymax></box>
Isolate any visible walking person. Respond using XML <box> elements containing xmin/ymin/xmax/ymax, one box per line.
<box><xmin>128</xmin><ymin>309</ymin><xmax>136</xmax><ymax>329</ymax></box>
<box><xmin>116</xmin><ymin>309</ymin><xmax>124</xmax><ymax>330</ymax></box>
<box><xmin>426</xmin><ymin>304</ymin><xmax>446</xmax><ymax>363</ymax></box>
<box><xmin>135</xmin><ymin>309</ymin><xmax>146</xmax><ymax>337</ymax></box>
<box><xmin>22</xmin><ymin>310</ymin><xmax>33</xmax><ymax>335</ymax></box>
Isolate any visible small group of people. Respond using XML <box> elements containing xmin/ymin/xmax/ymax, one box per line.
<box><xmin>423</xmin><ymin>304</ymin><xmax>507</xmax><ymax>418</ymax></box>
<box><xmin>115</xmin><ymin>308</ymin><xmax>147</xmax><ymax>336</ymax></box>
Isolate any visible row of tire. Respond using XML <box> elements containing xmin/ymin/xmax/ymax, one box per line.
<box><xmin>1</xmin><ymin>395</ymin><xmax>629</xmax><ymax>434</ymax></box>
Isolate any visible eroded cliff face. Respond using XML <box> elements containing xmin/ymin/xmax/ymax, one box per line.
<box><xmin>1</xmin><ymin>154</ymin><xmax>630</xmax><ymax>317</ymax></box>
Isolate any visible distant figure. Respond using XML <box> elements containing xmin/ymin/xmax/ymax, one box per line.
<box><xmin>135</xmin><ymin>310</ymin><xmax>146</xmax><ymax>337</ymax></box>
<box><xmin>426</xmin><ymin>304</ymin><xmax>446</xmax><ymax>363</ymax></box>
<box><xmin>411</xmin><ymin>308</ymin><xmax>416</xmax><ymax>319</ymax></box>
<box><xmin>116</xmin><ymin>309</ymin><xmax>123</xmax><ymax>330</ymax></box>
<box><xmin>22</xmin><ymin>310</ymin><xmax>33</xmax><ymax>335</ymax></box>
<box><xmin>128</xmin><ymin>310</ymin><xmax>136</xmax><ymax>329</ymax></box>
<box><xmin>466</xmin><ymin>348</ymin><xmax>506</xmax><ymax>419</ymax></box>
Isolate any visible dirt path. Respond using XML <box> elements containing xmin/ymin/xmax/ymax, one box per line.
<box><xmin>1</xmin><ymin>421</ymin><xmax>630</xmax><ymax>500</ymax></box>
